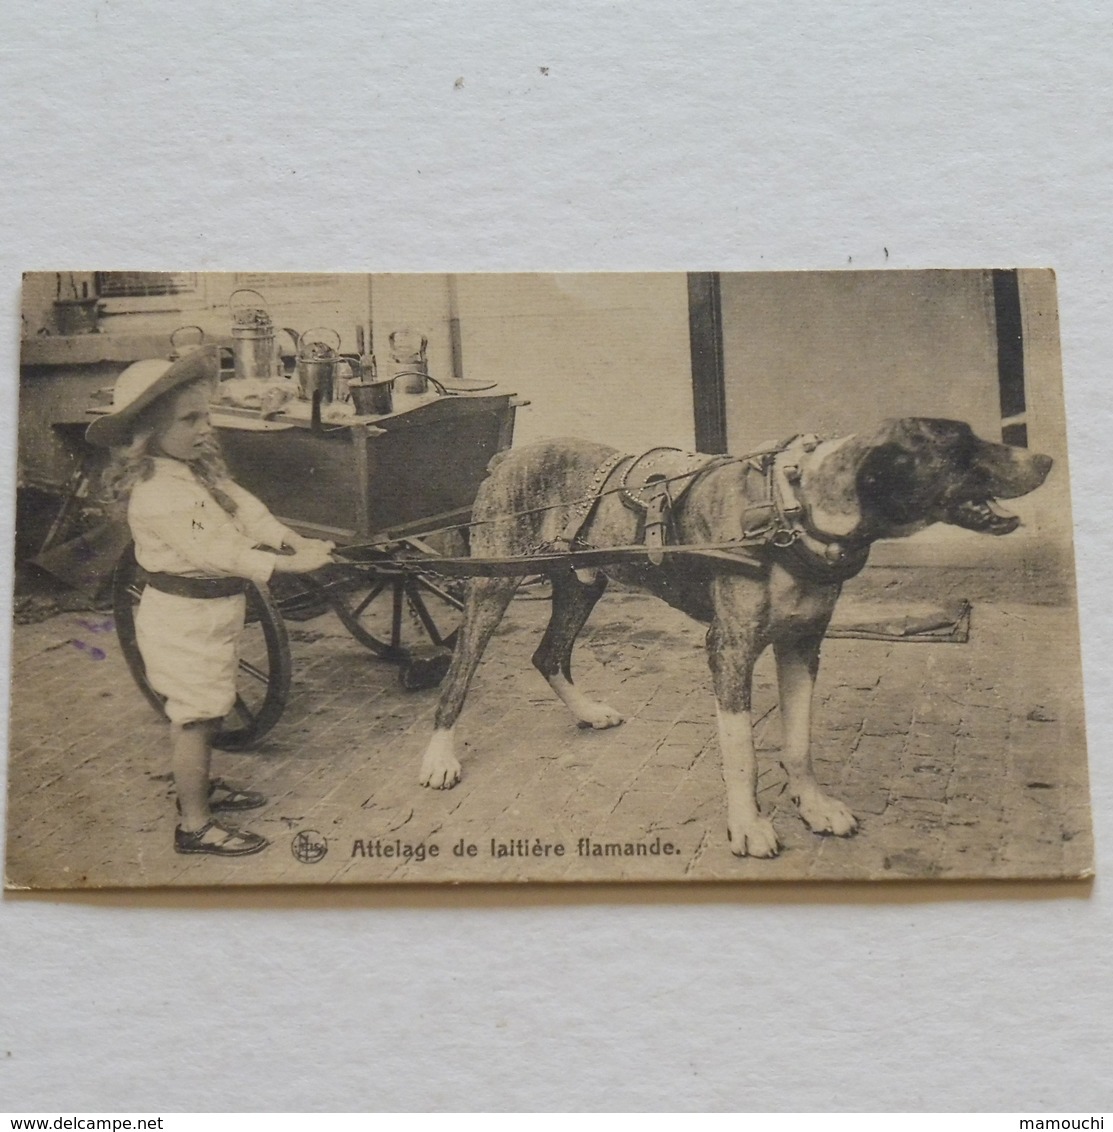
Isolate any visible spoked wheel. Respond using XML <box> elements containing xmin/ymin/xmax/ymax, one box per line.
<box><xmin>111</xmin><ymin>542</ymin><xmax>292</xmax><ymax>750</ymax></box>
<box><xmin>303</xmin><ymin>545</ymin><xmax>465</xmax><ymax>690</ymax></box>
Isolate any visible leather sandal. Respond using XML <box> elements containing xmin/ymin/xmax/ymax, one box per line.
<box><xmin>208</xmin><ymin>778</ymin><xmax>266</xmax><ymax>812</ymax></box>
<box><xmin>174</xmin><ymin>820</ymin><xmax>268</xmax><ymax>857</ymax></box>
<box><xmin>174</xmin><ymin>779</ymin><xmax>266</xmax><ymax>816</ymax></box>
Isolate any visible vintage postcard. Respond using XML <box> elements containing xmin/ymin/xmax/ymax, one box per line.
<box><xmin>4</xmin><ymin>269</ymin><xmax>1093</xmax><ymax>887</ymax></box>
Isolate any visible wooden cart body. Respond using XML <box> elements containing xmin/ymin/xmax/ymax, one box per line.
<box><xmin>216</xmin><ymin>393</ymin><xmax>519</xmax><ymax>544</ymax></box>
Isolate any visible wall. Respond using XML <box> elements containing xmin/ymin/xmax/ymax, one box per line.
<box><xmin>94</xmin><ymin>272</ymin><xmax>371</xmax><ymax>356</ymax></box>
<box><xmin>455</xmin><ymin>273</ymin><xmax>694</xmax><ymax>452</ymax></box>
<box><xmin>370</xmin><ymin>274</ymin><xmax>455</xmax><ymax>381</ymax></box>
<box><xmin>720</xmin><ymin>269</ymin><xmax>1002</xmax><ymax>446</ymax></box>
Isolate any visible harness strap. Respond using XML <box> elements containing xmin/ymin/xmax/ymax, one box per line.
<box><xmin>642</xmin><ymin>475</ymin><xmax>671</xmax><ymax>565</ymax></box>
<box><xmin>550</xmin><ymin>450</ymin><xmax>629</xmax><ymax>553</ymax></box>
<box><xmin>392</xmin><ymin>540</ymin><xmax>772</xmax><ymax>578</ymax></box>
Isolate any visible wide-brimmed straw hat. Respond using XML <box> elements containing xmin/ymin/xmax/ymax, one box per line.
<box><xmin>86</xmin><ymin>346</ymin><xmax>219</xmax><ymax>448</ymax></box>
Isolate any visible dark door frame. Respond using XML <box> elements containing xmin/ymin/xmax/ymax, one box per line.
<box><xmin>992</xmin><ymin>268</ymin><xmax>1028</xmax><ymax>447</ymax></box>
<box><xmin>687</xmin><ymin>272</ymin><xmax>728</xmax><ymax>453</ymax></box>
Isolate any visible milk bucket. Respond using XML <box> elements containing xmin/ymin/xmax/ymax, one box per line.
<box><xmin>296</xmin><ymin>327</ymin><xmax>342</xmax><ymax>403</ymax></box>
<box><xmin>229</xmin><ymin>288</ymin><xmax>276</xmax><ymax>382</ymax></box>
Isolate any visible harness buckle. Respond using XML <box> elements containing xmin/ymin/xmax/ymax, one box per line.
<box><xmin>771</xmin><ymin>528</ymin><xmax>801</xmax><ymax>548</ymax></box>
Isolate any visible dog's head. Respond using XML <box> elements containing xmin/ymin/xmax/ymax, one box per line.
<box><xmin>852</xmin><ymin>418</ymin><xmax>1052</xmax><ymax>538</ymax></box>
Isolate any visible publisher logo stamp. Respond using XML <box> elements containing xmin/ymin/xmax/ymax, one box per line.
<box><xmin>292</xmin><ymin>830</ymin><xmax>328</xmax><ymax>864</ymax></box>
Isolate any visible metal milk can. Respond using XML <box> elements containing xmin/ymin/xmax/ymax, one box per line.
<box><xmin>388</xmin><ymin>328</ymin><xmax>429</xmax><ymax>394</ymax></box>
<box><xmin>229</xmin><ymin>288</ymin><xmax>276</xmax><ymax>382</ymax></box>
<box><xmin>296</xmin><ymin>327</ymin><xmax>342</xmax><ymax>403</ymax></box>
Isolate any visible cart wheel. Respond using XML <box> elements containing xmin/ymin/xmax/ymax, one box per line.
<box><xmin>111</xmin><ymin>542</ymin><xmax>292</xmax><ymax>751</ymax></box>
<box><xmin>305</xmin><ymin>559</ymin><xmax>463</xmax><ymax>685</ymax></box>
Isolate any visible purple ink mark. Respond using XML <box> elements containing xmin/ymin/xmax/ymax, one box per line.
<box><xmin>70</xmin><ymin>639</ymin><xmax>107</xmax><ymax>661</ymax></box>
<box><xmin>75</xmin><ymin>617</ymin><xmax>114</xmax><ymax>634</ymax></box>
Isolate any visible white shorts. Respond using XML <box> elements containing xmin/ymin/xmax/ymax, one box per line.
<box><xmin>134</xmin><ymin>586</ymin><xmax>246</xmax><ymax>725</ymax></box>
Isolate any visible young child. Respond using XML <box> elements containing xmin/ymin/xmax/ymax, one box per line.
<box><xmin>88</xmin><ymin>346</ymin><xmax>334</xmax><ymax>857</ymax></box>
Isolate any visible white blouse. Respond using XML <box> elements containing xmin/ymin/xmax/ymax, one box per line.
<box><xmin>128</xmin><ymin>458</ymin><xmax>295</xmax><ymax>587</ymax></box>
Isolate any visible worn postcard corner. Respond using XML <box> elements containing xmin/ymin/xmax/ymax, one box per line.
<box><xmin>5</xmin><ymin>269</ymin><xmax>1093</xmax><ymax>888</ymax></box>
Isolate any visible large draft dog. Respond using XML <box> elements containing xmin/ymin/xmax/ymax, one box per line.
<box><xmin>418</xmin><ymin>419</ymin><xmax>1052</xmax><ymax>857</ymax></box>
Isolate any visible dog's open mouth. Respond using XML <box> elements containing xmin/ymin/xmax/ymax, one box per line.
<box><xmin>949</xmin><ymin>497</ymin><xmax>1021</xmax><ymax>535</ymax></box>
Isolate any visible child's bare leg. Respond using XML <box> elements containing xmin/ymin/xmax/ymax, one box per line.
<box><xmin>171</xmin><ymin>719</ymin><xmax>215</xmax><ymax>832</ymax></box>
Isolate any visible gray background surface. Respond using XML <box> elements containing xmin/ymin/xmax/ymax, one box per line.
<box><xmin>1</xmin><ymin>0</ymin><xmax>1110</xmax><ymax>1112</ymax></box>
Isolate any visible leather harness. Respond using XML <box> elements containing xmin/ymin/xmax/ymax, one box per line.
<box><xmin>547</xmin><ymin>436</ymin><xmax>872</xmax><ymax>583</ymax></box>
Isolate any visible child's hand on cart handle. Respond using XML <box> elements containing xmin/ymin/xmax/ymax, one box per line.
<box><xmin>273</xmin><ymin>535</ymin><xmax>336</xmax><ymax>574</ymax></box>
<box><xmin>283</xmin><ymin>531</ymin><xmax>335</xmax><ymax>553</ymax></box>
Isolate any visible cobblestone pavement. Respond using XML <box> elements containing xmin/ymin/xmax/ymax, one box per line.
<box><xmin>3</xmin><ymin>570</ymin><xmax>1093</xmax><ymax>888</ymax></box>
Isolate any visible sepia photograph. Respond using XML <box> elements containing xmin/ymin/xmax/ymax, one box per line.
<box><xmin>4</xmin><ymin>268</ymin><xmax>1093</xmax><ymax>888</ymax></box>
<box><xmin>5</xmin><ymin>0</ymin><xmax>1113</xmax><ymax>1114</ymax></box>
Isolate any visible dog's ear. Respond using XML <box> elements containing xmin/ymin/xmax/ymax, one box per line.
<box><xmin>856</xmin><ymin>441</ymin><xmax>927</xmax><ymax>526</ymax></box>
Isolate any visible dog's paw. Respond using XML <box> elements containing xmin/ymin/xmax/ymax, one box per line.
<box><xmin>576</xmin><ymin>701</ymin><xmax>625</xmax><ymax>730</ymax></box>
<box><xmin>419</xmin><ymin>755</ymin><xmax>461</xmax><ymax>789</ymax></box>
<box><xmin>795</xmin><ymin>788</ymin><xmax>858</xmax><ymax>837</ymax></box>
<box><xmin>727</xmin><ymin>816</ymin><xmax>781</xmax><ymax>858</ymax></box>
<box><xmin>419</xmin><ymin>732</ymin><xmax>462</xmax><ymax>789</ymax></box>
<box><xmin>549</xmin><ymin>676</ymin><xmax>625</xmax><ymax>730</ymax></box>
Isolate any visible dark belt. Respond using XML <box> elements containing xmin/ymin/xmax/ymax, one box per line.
<box><xmin>145</xmin><ymin>573</ymin><xmax>248</xmax><ymax>600</ymax></box>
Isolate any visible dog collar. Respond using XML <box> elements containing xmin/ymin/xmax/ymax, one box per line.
<box><xmin>768</xmin><ymin>436</ymin><xmax>872</xmax><ymax>582</ymax></box>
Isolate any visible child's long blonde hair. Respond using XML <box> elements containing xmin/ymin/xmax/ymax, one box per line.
<box><xmin>100</xmin><ymin>378</ymin><xmax>238</xmax><ymax>515</ymax></box>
